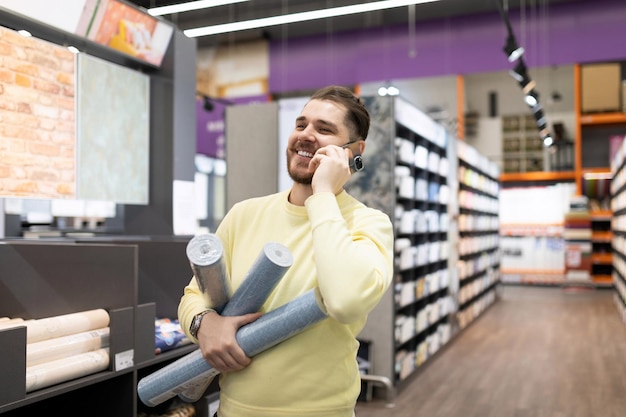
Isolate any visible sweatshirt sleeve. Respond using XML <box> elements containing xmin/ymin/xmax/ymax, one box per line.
<box><xmin>177</xmin><ymin>275</ymin><xmax>210</xmax><ymax>343</ymax></box>
<box><xmin>305</xmin><ymin>192</ymin><xmax>394</xmax><ymax>324</ymax></box>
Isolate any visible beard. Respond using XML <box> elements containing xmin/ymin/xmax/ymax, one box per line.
<box><xmin>286</xmin><ymin>149</ymin><xmax>313</xmax><ymax>185</ymax></box>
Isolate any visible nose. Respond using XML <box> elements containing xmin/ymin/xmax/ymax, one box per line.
<box><xmin>298</xmin><ymin>125</ymin><xmax>316</xmax><ymax>142</ymax></box>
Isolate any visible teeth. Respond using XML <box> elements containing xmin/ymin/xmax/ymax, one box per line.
<box><xmin>298</xmin><ymin>150</ymin><xmax>314</xmax><ymax>158</ymax></box>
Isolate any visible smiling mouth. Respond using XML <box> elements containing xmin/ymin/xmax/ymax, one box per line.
<box><xmin>297</xmin><ymin>150</ymin><xmax>314</xmax><ymax>158</ymax></box>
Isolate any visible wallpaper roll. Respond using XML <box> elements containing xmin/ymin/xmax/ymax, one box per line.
<box><xmin>220</xmin><ymin>242</ymin><xmax>293</xmax><ymax>317</ymax></box>
<box><xmin>138</xmin><ymin>289</ymin><xmax>328</xmax><ymax>407</ymax></box>
<box><xmin>0</xmin><ymin>317</ymin><xmax>26</xmax><ymax>330</ymax></box>
<box><xmin>177</xmin><ymin>241</ymin><xmax>294</xmax><ymax>403</ymax></box>
<box><xmin>186</xmin><ymin>234</ymin><xmax>231</xmax><ymax>312</ymax></box>
<box><xmin>26</xmin><ymin>309</ymin><xmax>110</xmax><ymax>343</ymax></box>
<box><xmin>26</xmin><ymin>348</ymin><xmax>110</xmax><ymax>392</ymax></box>
<box><xmin>27</xmin><ymin>327</ymin><xmax>110</xmax><ymax>367</ymax></box>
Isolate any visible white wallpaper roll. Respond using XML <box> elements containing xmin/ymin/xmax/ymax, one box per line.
<box><xmin>0</xmin><ymin>318</ymin><xmax>32</xmax><ymax>332</ymax></box>
<box><xmin>26</xmin><ymin>309</ymin><xmax>110</xmax><ymax>343</ymax></box>
<box><xmin>27</xmin><ymin>327</ymin><xmax>110</xmax><ymax>367</ymax></box>
<box><xmin>26</xmin><ymin>348</ymin><xmax>110</xmax><ymax>392</ymax></box>
<box><xmin>187</xmin><ymin>234</ymin><xmax>231</xmax><ymax>312</ymax></box>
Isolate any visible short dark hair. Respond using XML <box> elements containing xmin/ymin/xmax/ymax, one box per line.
<box><xmin>310</xmin><ymin>86</ymin><xmax>370</xmax><ymax>142</ymax></box>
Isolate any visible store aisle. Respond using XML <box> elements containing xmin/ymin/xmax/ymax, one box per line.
<box><xmin>355</xmin><ymin>285</ymin><xmax>626</xmax><ymax>417</ymax></box>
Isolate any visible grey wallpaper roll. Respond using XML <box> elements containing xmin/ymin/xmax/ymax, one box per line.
<box><xmin>186</xmin><ymin>234</ymin><xmax>231</xmax><ymax>312</ymax></box>
<box><xmin>178</xmin><ymin>241</ymin><xmax>293</xmax><ymax>402</ymax></box>
<box><xmin>138</xmin><ymin>289</ymin><xmax>327</xmax><ymax>407</ymax></box>
<box><xmin>220</xmin><ymin>242</ymin><xmax>293</xmax><ymax>316</ymax></box>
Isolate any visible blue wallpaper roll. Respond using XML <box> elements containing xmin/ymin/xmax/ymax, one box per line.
<box><xmin>186</xmin><ymin>234</ymin><xmax>231</xmax><ymax>312</ymax></box>
<box><xmin>221</xmin><ymin>241</ymin><xmax>293</xmax><ymax>316</ymax></box>
<box><xmin>177</xmin><ymin>241</ymin><xmax>293</xmax><ymax>402</ymax></box>
<box><xmin>138</xmin><ymin>289</ymin><xmax>327</xmax><ymax>407</ymax></box>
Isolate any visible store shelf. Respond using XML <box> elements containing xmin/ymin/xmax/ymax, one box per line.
<box><xmin>592</xmin><ymin>253</ymin><xmax>613</xmax><ymax>264</ymax></box>
<box><xmin>0</xmin><ymin>239</ymin><xmax>206</xmax><ymax>417</ymax></box>
<box><xmin>357</xmin><ymin>95</ymin><xmax>454</xmax><ymax>389</ymax></box>
<box><xmin>590</xmin><ymin>210</ymin><xmax>612</xmax><ymax>220</ymax></box>
<box><xmin>580</xmin><ymin>113</ymin><xmax>626</xmax><ymax>125</ymax></box>
<box><xmin>591</xmin><ymin>231</ymin><xmax>613</xmax><ymax>242</ymax></box>
<box><xmin>592</xmin><ymin>275</ymin><xmax>614</xmax><ymax>285</ymax></box>
<box><xmin>500</xmin><ymin>171</ymin><xmax>576</xmax><ymax>183</ymax></box>
<box><xmin>500</xmin><ymin>223</ymin><xmax>564</xmax><ymax>237</ymax></box>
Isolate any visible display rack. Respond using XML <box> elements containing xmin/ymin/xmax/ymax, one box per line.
<box><xmin>501</xmin><ymin>113</ymin><xmax>546</xmax><ymax>174</ymax></box>
<box><xmin>456</xmin><ymin>140</ymin><xmax>501</xmax><ymax>330</ymax></box>
<box><xmin>610</xmin><ymin>142</ymin><xmax>626</xmax><ymax>327</ymax></box>
<box><xmin>0</xmin><ymin>238</ymin><xmax>207</xmax><ymax>417</ymax></box>
<box><xmin>350</xmin><ymin>95</ymin><xmax>456</xmax><ymax>392</ymax></box>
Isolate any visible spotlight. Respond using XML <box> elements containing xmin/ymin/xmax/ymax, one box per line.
<box><xmin>503</xmin><ymin>35</ymin><xmax>524</xmax><ymax>62</ymax></box>
<box><xmin>524</xmin><ymin>90</ymin><xmax>539</xmax><ymax>108</ymax></box>
<box><xmin>387</xmin><ymin>86</ymin><xmax>400</xmax><ymax>96</ymax></box>
<box><xmin>378</xmin><ymin>86</ymin><xmax>400</xmax><ymax>97</ymax></box>
<box><xmin>542</xmin><ymin>134</ymin><xmax>554</xmax><ymax>147</ymax></box>
<box><xmin>509</xmin><ymin>61</ymin><xmax>531</xmax><ymax>88</ymax></box>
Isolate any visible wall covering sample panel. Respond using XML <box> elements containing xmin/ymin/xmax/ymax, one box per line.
<box><xmin>0</xmin><ymin>26</ymin><xmax>77</xmax><ymax>199</ymax></box>
<box><xmin>77</xmin><ymin>53</ymin><xmax>149</xmax><ymax>204</ymax></box>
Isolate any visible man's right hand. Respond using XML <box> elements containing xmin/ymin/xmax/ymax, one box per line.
<box><xmin>196</xmin><ymin>311</ymin><xmax>262</xmax><ymax>373</ymax></box>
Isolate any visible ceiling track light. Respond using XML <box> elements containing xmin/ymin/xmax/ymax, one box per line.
<box><xmin>503</xmin><ymin>35</ymin><xmax>524</xmax><ymax>62</ymax></box>
<box><xmin>497</xmin><ymin>0</ymin><xmax>553</xmax><ymax>149</ymax></box>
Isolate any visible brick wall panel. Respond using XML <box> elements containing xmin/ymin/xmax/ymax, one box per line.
<box><xmin>0</xmin><ymin>26</ymin><xmax>76</xmax><ymax>199</ymax></box>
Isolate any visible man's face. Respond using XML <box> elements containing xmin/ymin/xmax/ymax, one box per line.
<box><xmin>286</xmin><ymin>99</ymin><xmax>352</xmax><ymax>184</ymax></box>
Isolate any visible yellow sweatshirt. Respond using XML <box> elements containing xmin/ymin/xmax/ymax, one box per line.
<box><xmin>178</xmin><ymin>190</ymin><xmax>393</xmax><ymax>417</ymax></box>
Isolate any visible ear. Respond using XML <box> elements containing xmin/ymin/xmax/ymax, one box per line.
<box><xmin>357</xmin><ymin>140</ymin><xmax>366</xmax><ymax>155</ymax></box>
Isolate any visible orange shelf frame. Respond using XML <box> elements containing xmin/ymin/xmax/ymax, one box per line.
<box><xmin>589</xmin><ymin>210</ymin><xmax>612</xmax><ymax>220</ymax></box>
<box><xmin>500</xmin><ymin>171</ymin><xmax>576</xmax><ymax>182</ymax></box>
<box><xmin>592</xmin><ymin>275</ymin><xmax>614</xmax><ymax>284</ymax></box>
<box><xmin>591</xmin><ymin>231</ymin><xmax>613</xmax><ymax>242</ymax></box>
<box><xmin>580</xmin><ymin>112</ymin><xmax>626</xmax><ymax>125</ymax></box>
<box><xmin>591</xmin><ymin>253</ymin><xmax>613</xmax><ymax>264</ymax></box>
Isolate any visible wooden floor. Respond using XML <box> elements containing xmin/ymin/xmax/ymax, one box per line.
<box><xmin>355</xmin><ymin>285</ymin><xmax>626</xmax><ymax>417</ymax></box>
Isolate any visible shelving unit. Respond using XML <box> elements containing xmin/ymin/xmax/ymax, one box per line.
<box><xmin>0</xmin><ymin>239</ymin><xmax>208</xmax><ymax>417</ymax></box>
<box><xmin>351</xmin><ymin>95</ymin><xmax>499</xmax><ymax>396</ymax></box>
<box><xmin>501</xmin><ymin>114</ymin><xmax>546</xmax><ymax>174</ymax></box>
<box><xmin>610</xmin><ymin>139</ymin><xmax>626</xmax><ymax>327</ymax></box>
<box><xmin>456</xmin><ymin>140</ymin><xmax>501</xmax><ymax>329</ymax></box>
<box><xmin>350</xmin><ymin>95</ymin><xmax>453</xmax><ymax>391</ymax></box>
<box><xmin>590</xmin><ymin>210</ymin><xmax>614</xmax><ymax>285</ymax></box>
<box><xmin>574</xmin><ymin>63</ymin><xmax>626</xmax><ymax>195</ymax></box>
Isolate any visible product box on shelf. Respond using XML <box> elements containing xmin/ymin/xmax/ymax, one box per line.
<box><xmin>581</xmin><ymin>63</ymin><xmax>622</xmax><ymax>113</ymax></box>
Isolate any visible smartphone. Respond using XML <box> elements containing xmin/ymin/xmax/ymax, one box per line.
<box><xmin>349</xmin><ymin>154</ymin><xmax>364</xmax><ymax>173</ymax></box>
<box><xmin>342</xmin><ymin>141</ymin><xmax>364</xmax><ymax>173</ymax></box>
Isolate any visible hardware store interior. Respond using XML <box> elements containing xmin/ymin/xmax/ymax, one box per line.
<box><xmin>0</xmin><ymin>0</ymin><xmax>626</xmax><ymax>416</ymax></box>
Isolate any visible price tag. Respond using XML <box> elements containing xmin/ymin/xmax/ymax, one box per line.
<box><xmin>115</xmin><ymin>349</ymin><xmax>134</xmax><ymax>371</ymax></box>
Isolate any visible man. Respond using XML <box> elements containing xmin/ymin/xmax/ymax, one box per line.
<box><xmin>178</xmin><ymin>85</ymin><xmax>394</xmax><ymax>417</ymax></box>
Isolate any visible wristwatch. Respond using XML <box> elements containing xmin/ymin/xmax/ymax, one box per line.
<box><xmin>189</xmin><ymin>310</ymin><xmax>213</xmax><ymax>339</ymax></box>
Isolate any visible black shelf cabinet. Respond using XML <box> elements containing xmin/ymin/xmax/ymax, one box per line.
<box><xmin>0</xmin><ymin>238</ymin><xmax>207</xmax><ymax>417</ymax></box>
